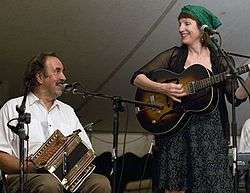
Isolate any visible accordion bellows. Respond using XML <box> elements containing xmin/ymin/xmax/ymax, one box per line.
<box><xmin>29</xmin><ymin>129</ymin><xmax>96</xmax><ymax>192</ymax></box>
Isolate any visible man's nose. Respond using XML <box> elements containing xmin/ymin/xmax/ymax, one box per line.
<box><xmin>60</xmin><ymin>72</ymin><xmax>66</xmax><ymax>81</ymax></box>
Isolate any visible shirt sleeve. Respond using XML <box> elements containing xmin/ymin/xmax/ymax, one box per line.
<box><xmin>70</xmin><ymin>110</ymin><xmax>93</xmax><ymax>151</ymax></box>
<box><xmin>0</xmin><ymin>102</ymin><xmax>15</xmax><ymax>155</ymax></box>
<box><xmin>239</xmin><ymin>119</ymin><xmax>250</xmax><ymax>153</ymax></box>
<box><xmin>130</xmin><ymin>47</ymin><xmax>178</xmax><ymax>85</ymax></box>
<box><xmin>218</xmin><ymin>55</ymin><xmax>247</xmax><ymax>106</ymax></box>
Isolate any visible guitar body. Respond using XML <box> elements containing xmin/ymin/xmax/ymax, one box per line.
<box><xmin>135</xmin><ymin>64</ymin><xmax>219</xmax><ymax>135</ymax></box>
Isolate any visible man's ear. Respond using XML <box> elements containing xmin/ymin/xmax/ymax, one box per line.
<box><xmin>36</xmin><ymin>72</ymin><xmax>44</xmax><ymax>84</ymax></box>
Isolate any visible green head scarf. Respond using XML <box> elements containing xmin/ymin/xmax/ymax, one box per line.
<box><xmin>181</xmin><ymin>5</ymin><xmax>222</xmax><ymax>30</ymax></box>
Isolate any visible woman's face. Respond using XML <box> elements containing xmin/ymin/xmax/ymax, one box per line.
<box><xmin>178</xmin><ymin>17</ymin><xmax>202</xmax><ymax>46</ymax></box>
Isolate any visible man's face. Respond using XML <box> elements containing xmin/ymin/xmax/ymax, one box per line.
<box><xmin>40</xmin><ymin>56</ymin><xmax>66</xmax><ymax>98</ymax></box>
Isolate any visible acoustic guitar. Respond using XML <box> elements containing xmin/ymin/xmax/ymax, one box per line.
<box><xmin>135</xmin><ymin>64</ymin><xmax>249</xmax><ymax>135</ymax></box>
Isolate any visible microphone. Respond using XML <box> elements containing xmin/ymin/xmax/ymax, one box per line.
<box><xmin>201</xmin><ymin>25</ymin><xmax>219</xmax><ymax>35</ymax></box>
<box><xmin>83</xmin><ymin>119</ymin><xmax>103</xmax><ymax>132</ymax></box>
<box><xmin>63</xmin><ymin>82</ymin><xmax>80</xmax><ymax>92</ymax></box>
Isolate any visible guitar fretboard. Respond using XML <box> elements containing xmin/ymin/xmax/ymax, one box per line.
<box><xmin>188</xmin><ymin>64</ymin><xmax>249</xmax><ymax>94</ymax></box>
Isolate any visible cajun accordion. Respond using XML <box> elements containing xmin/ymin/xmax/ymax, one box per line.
<box><xmin>29</xmin><ymin>129</ymin><xmax>96</xmax><ymax>192</ymax></box>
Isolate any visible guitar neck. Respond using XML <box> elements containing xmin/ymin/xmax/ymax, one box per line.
<box><xmin>188</xmin><ymin>64</ymin><xmax>249</xmax><ymax>94</ymax></box>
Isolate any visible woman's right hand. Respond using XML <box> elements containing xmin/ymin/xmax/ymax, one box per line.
<box><xmin>134</xmin><ymin>74</ymin><xmax>188</xmax><ymax>102</ymax></box>
<box><xmin>158</xmin><ymin>82</ymin><xmax>187</xmax><ymax>103</ymax></box>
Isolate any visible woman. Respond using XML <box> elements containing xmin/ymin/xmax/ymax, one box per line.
<box><xmin>131</xmin><ymin>5</ymin><xmax>249</xmax><ymax>193</ymax></box>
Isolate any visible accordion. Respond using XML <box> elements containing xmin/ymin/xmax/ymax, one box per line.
<box><xmin>29</xmin><ymin>129</ymin><xmax>96</xmax><ymax>192</ymax></box>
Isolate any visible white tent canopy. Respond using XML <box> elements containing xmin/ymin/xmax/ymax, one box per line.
<box><xmin>0</xmin><ymin>0</ymin><xmax>250</xmax><ymax>133</ymax></box>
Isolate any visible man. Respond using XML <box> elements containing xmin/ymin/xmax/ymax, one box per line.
<box><xmin>237</xmin><ymin>72</ymin><xmax>250</xmax><ymax>152</ymax></box>
<box><xmin>239</xmin><ymin>119</ymin><xmax>250</xmax><ymax>153</ymax></box>
<box><xmin>0</xmin><ymin>52</ymin><xmax>111</xmax><ymax>193</ymax></box>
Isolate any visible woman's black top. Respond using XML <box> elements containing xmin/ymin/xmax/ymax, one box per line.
<box><xmin>130</xmin><ymin>45</ymin><xmax>246</xmax><ymax>140</ymax></box>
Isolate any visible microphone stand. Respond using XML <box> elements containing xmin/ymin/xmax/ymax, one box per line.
<box><xmin>224</xmin><ymin>51</ymin><xmax>250</xmax><ymax>97</ymax></box>
<box><xmin>211</xmin><ymin>37</ymin><xmax>250</xmax><ymax>193</ymax></box>
<box><xmin>7</xmin><ymin>90</ymin><xmax>30</xmax><ymax>193</ymax></box>
<box><xmin>227</xmin><ymin>51</ymin><xmax>250</xmax><ymax>59</ymax></box>
<box><xmin>70</xmin><ymin>89</ymin><xmax>162</xmax><ymax>193</ymax></box>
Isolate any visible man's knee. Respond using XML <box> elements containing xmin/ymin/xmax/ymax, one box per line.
<box><xmin>80</xmin><ymin>173</ymin><xmax>111</xmax><ymax>193</ymax></box>
<box><xmin>33</xmin><ymin>174</ymin><xmax>63</xmax><ymax>193</ymax></box>
<box><xmin>94</xmin><ymin>174</ymin><xmax>111</xmax><ymax>191</ymax></box>
<box><xmin>7</xmin><ymin>173</ymin><xmax>63</xmax><ymax>193</ymax></box>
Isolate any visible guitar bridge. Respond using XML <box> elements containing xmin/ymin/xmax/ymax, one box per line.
<box><xmin>149</xmin><ymin>95</ymin><xmax>162</xmax><ymax>113</ymax></box>
<box><xmin>150</xmin><ymin>95</ymin><xmax>157</xmax><ymax>104</ymax></box>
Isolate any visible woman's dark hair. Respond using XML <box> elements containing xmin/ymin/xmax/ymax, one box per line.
<box><xmin>178</xmin><ymin>12</ymin><xmax>210</xmax><ymax>47</ymax></box>
<box><xmin>23</xmin><ymin>52</ymin><xmax>58</xmax><ymax>93</ymax></box>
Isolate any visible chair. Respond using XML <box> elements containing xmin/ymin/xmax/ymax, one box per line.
<box><xmin>93</xmin><ymin>152</ymin><xmax>153</xmax><ymax>193</ymax></box>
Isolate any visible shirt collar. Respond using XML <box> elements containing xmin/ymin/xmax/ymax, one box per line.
<box><xmin>27</xmin><ymin>92</ymin><xmax>61</xmax><ymax>110</ymax></box>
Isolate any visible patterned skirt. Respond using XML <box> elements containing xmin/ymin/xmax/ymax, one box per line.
<box><xmin>152</xmin><ymin>108</ymin><xmax>233</xmax><ymax>193</ymax></box>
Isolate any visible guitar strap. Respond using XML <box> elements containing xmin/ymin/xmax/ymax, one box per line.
<box><xmin>172</xmin><ymin>46</ymin><xmax>188</xmax><ymax>73</ymax></box>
